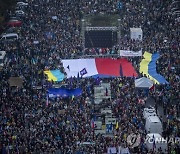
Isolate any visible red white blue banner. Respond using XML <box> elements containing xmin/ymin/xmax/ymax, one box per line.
<box><xmin>62</xmin><ymin>58</ymin><xmax>137</xmax><ymax>78</ymax></box>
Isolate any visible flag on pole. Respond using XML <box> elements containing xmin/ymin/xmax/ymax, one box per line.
<box><xmin>95</xmin><ymin>77</ymin><xmax>101</xmax><ymax>85</ymax></box>
<box><xmin>115</xmin><ymin>121</ymin><xmax>119</xmax><ymax>130</ymax></box>
<box><xmin>46</xmin><ymin>96</ymin><xmax>49</xmax><ymax>107</ymax></box>
<box><xmin>80</xmin><ymin>68</ymin><xmax>87</xmax><ymax>76</ymax></box>
<box><xmin>168</xmin><ymin>60</ymin><xmax>171</xmax><ymax>70</ymax></box>
<box><xmin>119</xmin><ymin>64</ymin><xmax>123</xmax><ymax>77</ymax></box>
<box><xmin>105</xmin><ymin>87</ymin><xmax>108</xmax><ymax>96</ymax></box>
<box><xmin>106</xmin><ymin>124</ymin><xmax>110</xmax><ymax>133</ymax></box>
<box><xmin>106</xmin><ymin>123</ymin><xmax>113</xmax><ymax>133</ymax></box>
<box><xmin>153</xmin><ymin>134</ymin><xmax>156</xmax><ymax>151</ymax></box>
<box><xmin>91</xmin><ymin>119</ymin><xmax>95</xmax><ymax>129</ymax></box>
<box><xmin>168</xmin><ymin>118</ymin><xmax>170</xmax><ymax>126</ymax></box>
<box><xmin>67</xmin><ymin>65</ymin><xmax>70</xmax><ymax>70</ymax></box>
<box><xmin>117</xmin><ymin>1</ymin><xmax>123</xmax><ymax>9</ymax></box>
<box><xmin>32</xmin><ymin>58</ymin><xmax>36</xmax><ymax>64</ymax></box>
<box><xmin>77</xmin><ymin>72</ymin><xmax>80</xmax><ymax>79</ymax></box>
<box><xmin>149</xmin><ymin>84</ymin><xmax>155</xmax><ymax>91</ymax></box>
<box><xmin>158</xmin><ymin>90</ymin><xmax>163</xmax><ymax>96</ymax></box>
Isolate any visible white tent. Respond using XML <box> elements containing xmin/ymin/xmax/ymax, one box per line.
<box><xmin>135</xmin><ymin>77</ymin><xmax>153</xmax><ymax>89</ymax></box>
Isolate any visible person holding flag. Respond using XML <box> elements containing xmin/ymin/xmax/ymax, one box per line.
<box><xmin>46</xmin><ymin>95</ymin><xmax>49</xmax><ymax>107</ymax></box>
<box><xmin>115</xmin><ymin>121</ymin><xmax>119</xmax><ymax>130</ymax></box>
<box><xmin>91</xmin><ymin>118</ymin><xmax>95</xmax><ymax>129</ymax></box>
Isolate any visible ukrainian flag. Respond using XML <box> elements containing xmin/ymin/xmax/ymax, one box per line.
<box><xmin>44</xmin><ymin>70</ymin><xmax>65</xmax><ymax>82</ymax></box>
<box><xmin>140</xmin><ymin>52</ymin><xmax>168</xmax><ymax>84</ymax></box>
<box><xmin>115</xmin><ymin>121</ymin><xmax>119</xmax><ymax>129</ymax></box>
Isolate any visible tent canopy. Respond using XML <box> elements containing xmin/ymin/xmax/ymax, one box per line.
<box><xmin>135</xmin><ymin>77</ymin><xmax>153</xmax><ymax>89</ymax></box>
<box><xmin>130</xmin><ymin>28</ymin><xmax>142</xmax><ymax>41</ymax></box>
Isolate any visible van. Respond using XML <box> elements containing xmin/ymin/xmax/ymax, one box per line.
<box><xmin>17</xmin><ymin>2</ymin><xmax>28</xmax><ymax>7</ymax></box>
<box><xmin>94</xmin><ymin>121</ymin><xmax>102</xmax><ymax>129</ymax></box>
<box><xmin>101</xmin><ymin>108</ymin><xmax>112</xmax><ymax>115</ymax></box>
<box><xmin>15</xmin><ymin>10</ymin><xmax>25</xmax><ymax>16</ymax></box>
<box><xmin>1</xmin><ymin>33</ymin><xmax>18</xmax><ymax>41</ymax></box>
<box><xmin>0</xmin><ymin>51</ymin><xmax>7</xmax><ymax>68</ymax></box>
<box><xmin>105</xmin><ymin>117</ymin><xmax>116</xmax><ymax>125</ymax></box>
<box><xmin>143</xmin><ymin>107</ymin><xmax>157</xmax><ymax>119</ymax></box>
<box><xmin>145</xmin><ymin>116</ymin><xmax>163</xmax><ymax>134</ymax></box>
<box><xmin>146</xmin><ymin>133</ymin><xmax>168</xmax><ymax>153</ymax></box>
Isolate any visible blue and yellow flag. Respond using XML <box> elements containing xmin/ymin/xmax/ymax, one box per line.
<box><xmin>115</xmin><ymin>121</ymin><xmax>119</xmax><ymax>129</ymax></box>
<box><xmin>140</xmin><ymin>52</ymin><xmax>168</xmax><ymax>84</ymax></box>
<box><xmin>44</xmin><ymin>70</ymin><xmax>65</xmax><ymax>82</ymax></box>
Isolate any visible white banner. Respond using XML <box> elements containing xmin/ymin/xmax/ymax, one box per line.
<box><xmin>130</xmin><ymin>28</ymin><xmax>143</xmax><ymax>40</ymax></box>
<box><xmin>107</xmin><ymin>147</ymin><xmax>117</xmax><ymax>154</ymax></box>
<box><xmin>119</xmin><ymin>49</ymin><xmax>142</xmax><ymax>57</ymax></box>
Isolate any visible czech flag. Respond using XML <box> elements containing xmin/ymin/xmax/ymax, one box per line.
<box><xmin>91</xmin><ymin>119</ymin><xmax>95</xmax><ymax>129</ymax></box>
<box><xmin>62</xmin><ymin>58</ymin><xmax>137</xmax><ymax>78</ymax></box>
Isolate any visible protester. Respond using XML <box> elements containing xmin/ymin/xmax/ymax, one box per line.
<box><xmin>0</xmin><ymin>0</ymin><xmax>179</xmax><ymax>153</ymax></box>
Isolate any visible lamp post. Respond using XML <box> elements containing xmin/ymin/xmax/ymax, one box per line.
<box><xmin>117</xmin><ymin>19</ymin><xmax>121</xmax><ymax>45</ymax></box>
<box><xmin>81</xmin><ymin>19</ymin><xmax>85</xmax><ymax>52</ymax></box>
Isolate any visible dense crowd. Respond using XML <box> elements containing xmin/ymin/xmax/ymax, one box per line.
<box><xmin>0</xmin><ymin>0</ymin><xmax>179</xmax><ymax>153</ymax></box>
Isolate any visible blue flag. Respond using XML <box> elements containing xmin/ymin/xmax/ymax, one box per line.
<box><xmin>117</xmin><ymin>1</ymin><xmax>123</xmax><ymax>9</ymax></box>
<box><xmin>80</xmin><ymin>68</ymin><xmax>87</xmax><ymax>76</ymax></box>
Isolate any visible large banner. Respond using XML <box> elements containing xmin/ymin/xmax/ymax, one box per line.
<box><xmin>48</xmin><ymin>88</ymin><xmax>82</xmax><ymax>98</ymax></box>
<box><xmin>139</xmin><ymin>52</ymin><xmax>168</xmax><ymax>84</ymax></box>
<box><xmin>130</xmin><ymin>28</ymin><xmax>143</xmax><ymax>40</ymax></box>
<box><xmin>119</xmin><ymin>49</ymin><xmax>142</xmax><ymax>57</ymax></box>
<box><xmin>62</xmin><ymin>58</ymin><xmax>138</xmax><ymax>78</ymax></box>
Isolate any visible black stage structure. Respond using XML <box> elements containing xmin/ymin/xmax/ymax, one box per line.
<box><xmin>81</xmin><ymin>18</ymin><xmax>121</xmax><ymax>49</ymax></box>
<box><xmin>85</xmin><ymin>27</ymin><xmax>117</xmax><ymax>48</ymax></box>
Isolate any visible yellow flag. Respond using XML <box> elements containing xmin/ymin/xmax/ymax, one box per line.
<box><xmin>116</xmin><ymin>121</ymin><xmax>119</xmax><ymax>129</ymax></box>
<box><xmin>102</xmin><ymin>124</ymin><xmax>106</xmax><ymax>130</ymax></box>
<box><xmin>168</xmin><ymin>119</ymin><xmax>170</xmax><ymax>125</ymax></box>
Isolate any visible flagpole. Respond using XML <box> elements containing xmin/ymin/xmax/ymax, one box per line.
<box><xmin>46</xmin><ymin>95</ymin><xmax>49</xmax><ymax>107</ymax></box>
<box><xmin>152</xmin><ymin>135</ymin><xmax>156</xmax><ymax>153</ymax></box>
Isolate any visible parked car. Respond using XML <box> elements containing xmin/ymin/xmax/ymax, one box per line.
<box><xmin>17</xmin><ymin>2</ymin><xmax>28</xmax><ymax>7</ymax></box>
<box><xmin>0</xmin><ymin>33</ymin><xmax>19</xmax><ymax>41</ymax></box>
<box><xmin>15</xmin><ymin>10</ymin><xmax>25</xmax><ymax>16</ymax></box>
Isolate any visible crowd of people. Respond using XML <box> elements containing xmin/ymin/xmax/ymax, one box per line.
<box><xmin>0</xmin><ymin>0</ymin><xmax>179</xmax><ymax>153</ymax></box>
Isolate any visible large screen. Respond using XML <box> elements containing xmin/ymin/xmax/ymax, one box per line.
<box><xmin>85</xmin><ymin>30</ymin><xmax>117</xmax><ymax>48</ymax></box>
